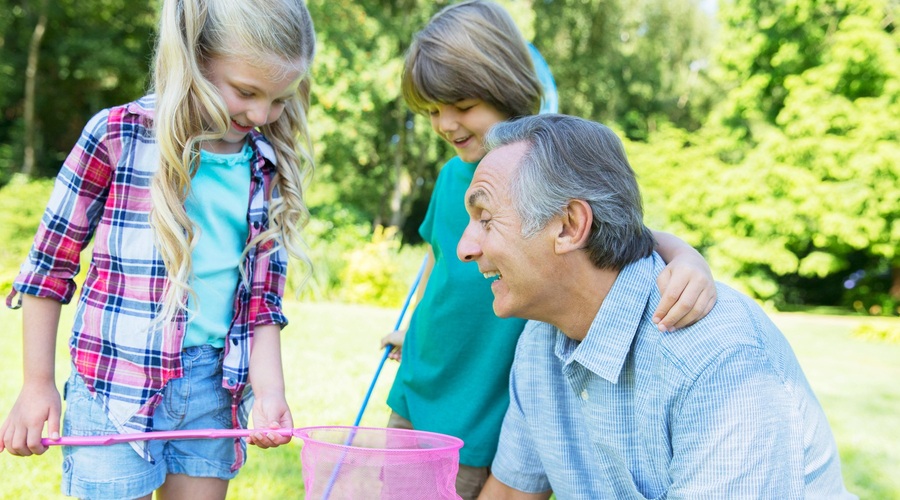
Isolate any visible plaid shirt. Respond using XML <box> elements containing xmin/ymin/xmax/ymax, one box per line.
<box><xmin>6</xmin><ymin>96</ymin><xmax>289</xmax><ymax>470</ymax></box>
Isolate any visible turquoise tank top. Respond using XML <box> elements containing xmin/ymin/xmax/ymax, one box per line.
<box><xmin>183</xmin><ymin>143</ymin><xmax>252</xmax><ymax>348</ymax></box>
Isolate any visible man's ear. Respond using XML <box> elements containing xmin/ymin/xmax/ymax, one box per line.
<box><xmin>555</xmin><ymin>199</ymin><xmax>592</xmax><ymax>255</ymax></box>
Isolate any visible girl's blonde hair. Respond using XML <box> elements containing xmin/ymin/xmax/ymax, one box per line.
<box><xmin>402</xmin><ymin>0</ymin><xmax>542</xmax><ymax>118</ymax></box>
<box><xmin>150</xmin><ymin>0</ymin><xmax>316</xmax><ymax>325</ymax></box>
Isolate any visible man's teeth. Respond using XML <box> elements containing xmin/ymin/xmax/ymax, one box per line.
<box><xmin>483</xmin><ymin>271</ymin><xmax>501</xmax><ymax>280</ymax></box>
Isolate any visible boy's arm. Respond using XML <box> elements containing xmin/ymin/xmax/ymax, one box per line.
<box><xmin>248</xmin><ymin>323</ymin><xmax>292</xmax><ymax>448</ymax></box>
<box><xmin>0</xmin><ymin>294</ymin><xmax>63</xmax><ymax>456</ymax></box>
<box><xmin>651</xmin><ymin>230</ymin><xmax>717</xmax><ymax>331</ymax></box>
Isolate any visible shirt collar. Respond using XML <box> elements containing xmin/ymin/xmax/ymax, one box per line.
<box><xmin>562</xmin><ymin>253</ymin><xmax>664</xmax><ymax>383</ymax></box>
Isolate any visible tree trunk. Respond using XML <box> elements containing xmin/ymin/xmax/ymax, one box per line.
<box><xmin>388</xmin><ymin>103</ymin><xmax>409</xmax><ymax>230</ymax></box>
<box><xmin>22</xmin><ymin>0</ymin><xmax>49</xmax><ymax>177</ymax></box>
<box><xmin>890</xmin><ymin>263</ymin><xmax>900</xmax><ymax>302</ymax></box>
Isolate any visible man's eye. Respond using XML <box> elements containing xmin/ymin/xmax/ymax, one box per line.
<box><xmin>479</xmin><ymin>219</ymin><xmax>491</xmax><ymax>228</ymax></box>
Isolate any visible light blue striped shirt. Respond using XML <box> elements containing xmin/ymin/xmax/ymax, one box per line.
<box><xmin>492</xmin><ymin>252</ymin><xmax>855</xmax><ymax>499</ymax></box>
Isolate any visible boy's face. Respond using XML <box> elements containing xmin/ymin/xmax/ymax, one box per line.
<box><xmin>428</xmin><ymin>99</ymin><xmax>508</xmax><ymax>163</ymax></box>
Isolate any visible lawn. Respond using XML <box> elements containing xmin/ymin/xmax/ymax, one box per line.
<box><xmin>0</xmin><ymin>301</ymin><xmax>897</xmax><ymax>499</ymax></box>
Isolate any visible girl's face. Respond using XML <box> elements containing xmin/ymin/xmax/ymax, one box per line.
<box><xmin>428</xmin><ymin>99</ymin><xmax>509</xmax><ymax>163</ymax></box>
<box><xmin>203</xmin><ymin>54</ymin><xmax>306</xmax><ymax>154</ymax></box>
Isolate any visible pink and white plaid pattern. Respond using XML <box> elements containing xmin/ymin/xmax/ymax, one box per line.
<box><xmin>7</xmin><ymin>96</ymin><xmax>290</xmax><ymax>470</ymax></box>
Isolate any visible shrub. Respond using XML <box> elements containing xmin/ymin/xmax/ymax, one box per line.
<box><xmin>852</xmin><ymin>322</ymin><xmax>900</xmax><ymax>344</ymax></box>
<box><xmin>288</xmin><ymin>211</ymin><xmax>427</xmax><ymax>307</ymax></box>
<box><xmin>338</xmin><ymin>225</ymin><xmax>415</xmax><ymax>307</ymax></box>
<box><xmin>0</xmin><ymin>175</ymin><xmax>55</xmax><ymax>290</ymax></box>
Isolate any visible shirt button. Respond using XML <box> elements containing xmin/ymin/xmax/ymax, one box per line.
<box><xmin>581</xmin><ymin>390</ymin><xmax>589</xmax><ymax>401</ymax></box>
<box><xmin>227</xmin><ymin>377</ymin><xmax>237</xmax><ymax>387</ymax></box>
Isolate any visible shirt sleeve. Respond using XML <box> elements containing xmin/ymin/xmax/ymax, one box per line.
<box><xmin>418</xmin><ymin>161</ymin><xmax>448</xmax><ymax>245</ymax></box>
<box><xmin>489</xmin><ymin>334</ymin><xmax>553</xmax><ymax>494</ymax></box>
<box><xmin>7</xmin><ymin>109</ymin><xmax>114</xmax><ymax>308</ymax></box>
<box><xmin>667</xmin><ymin>346</ymin><xmax>802</xmax><ymax>498</ymax></box>
<box><xmin>253</xmin><ymin>242</ymin><xmax>288</xmax><ymax>328</ymax></box>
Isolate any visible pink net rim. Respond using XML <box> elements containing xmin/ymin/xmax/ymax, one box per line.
<box><xmin>294</xmin><ymin>425</ymin><xmax>464</xmax><ymax>454</ymax></box>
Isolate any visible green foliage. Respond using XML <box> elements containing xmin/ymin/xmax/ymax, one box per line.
<box><xmin>338</xmin><ymin>225</ymin><xmax>406</xmax><ymax>306</ymax></box>
<box><xmin>306</xmin><ymin>0</ymin><xmax>446</xmax><ymax>236</ymax></box>
<box><xmin>286</xmin><ymin>203</ymin><xmax>374</xmax><ymax>301</ymax></box>
<box><xmin>532</xmin><ymin>0</ymin><xmax>715</xmax><ymax>139</ymax></box>
<box><xmin>290</xmin><ymin>204</ymin><xmax>426</xmax><ymax>307</ymax></box>
<box><xmin>853</xmin><ymin>321</ymin><xmax>900</xmax><ymax>344</ymax></box>
<box><xmin>631</xmin><ymin>0</ymin><xmax>900</xmax><ymax>311</ymax></box>
<box><xmin>2</xmin><ymin>0</ymin><xmax>898</xmax><ymax>313</ymax></box>
<box><xmin>0</xmin><ymin>175</ymin><xmax>54</xmax><ymax>287</ymax></box>
<box><xmin>0</xmin><ymin>0</ymin><xmax>158</xmax><ymax>180</ymax></box>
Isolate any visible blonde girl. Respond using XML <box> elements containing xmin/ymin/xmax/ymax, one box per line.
<box><xmin>1</xmin><ymin>0</ymin><xmax>316</xmax><ymax>498</ymax></box>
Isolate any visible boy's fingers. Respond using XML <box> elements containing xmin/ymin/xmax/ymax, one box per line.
<box><xmin>652</xmin><ymin>269</ymin><xmax>684</xmax><ymax>323</ymax></box>
<box><xmin>674</xmin><ymin>293</ymin><xmax>716</xmax><ymax>330</ymax></box>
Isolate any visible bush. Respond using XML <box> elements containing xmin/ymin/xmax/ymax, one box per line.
<box><xmin>336</xmin><ymin>225</ymin><xmax>426</xmax><ymax>307</ymax></box>
<box><xmin>852</xmin><ymin>321</ymin><xmax>900</xmax><ymax>344</ymax></box>
<box><xmin>0</xmin><ymin>175</ymin><xmax>55</xmax><ymax>289</ymax></box>
<box><xmin>288</xmin><ymin>205</ymin><xmax>427</xmax><ymax>307</ymax></box>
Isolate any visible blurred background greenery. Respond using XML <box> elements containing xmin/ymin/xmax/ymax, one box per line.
<box><xmin>1</xmin><ymin>0</ymin><xmax>899</xmax><ymax>498</ymax></box>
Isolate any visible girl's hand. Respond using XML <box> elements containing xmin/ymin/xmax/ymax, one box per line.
<box><xmin>249</xmin><ymin>393</ymin><xmax>292</xmax><ymax>449</ymax></box>
<box><xmin>653</xmin><ymin>253</ymin><xmax>717</xmax><ymax>332</ymax></box>
<box><xmin>247</xmin><ymin>323</ymin><xmax>291</xmax><ymax>448</ymax></box>
<box><xmin>0</xmin><ymin>382</ymin><xmax>61</xmax><ymax>456</ymax></box>
<box><xmin>380</xmin><ymin>329</ymin><xmax>406</xmax><ymax>362</ymax></box>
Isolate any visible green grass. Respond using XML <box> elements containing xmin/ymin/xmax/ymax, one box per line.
<box><xmin>0</xmin><ymin>303</ymin><xmax>897</xmax><ymax>499</ymax></box>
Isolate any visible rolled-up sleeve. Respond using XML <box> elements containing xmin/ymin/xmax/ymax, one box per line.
<box><xmin>7</xmin><ymin>109</ymin><xmax>112</xmax><ymax>308</ymax></box>
<box><xmin>253</xmin><ymin>243</ymin><xmax>288</xmax><ymax>328</ymax></box>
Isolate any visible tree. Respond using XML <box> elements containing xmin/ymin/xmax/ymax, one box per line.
<box><xmin>645</xmin><ymin>0</ymin><xmax>900</xmax><ymax>311</ymax></box>
<box><xmin>532</xmin><ymin>0</ymin><xmax>713</xmax><ymax>140</ymax></box>
<box><xmin>0</xmin><ymin>0</ymin><xmax>157</xmax><ymax>181</ymax></box>
<box><xmin>305</xmin><ymin>0</ymin><xmax>450</xmax><ymax>241</ymax></box>
<box><xmin>22</xmin><ymin>0</ymin><xmax>48</xmax><ymax>176</ymax></box>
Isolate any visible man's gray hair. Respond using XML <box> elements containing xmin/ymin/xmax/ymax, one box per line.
<box><xmin>484</xmin><ymin>114</ymin><xmax>656</xmax><ymax>270</ymax></box>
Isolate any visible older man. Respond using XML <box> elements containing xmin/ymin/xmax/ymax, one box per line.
<box><xmin>457</xmin><ymin>114</ymin><xmax>855</xmax><ymax>499</ymax></box>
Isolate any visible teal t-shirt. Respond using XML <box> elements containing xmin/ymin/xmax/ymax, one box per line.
<box><xmin>386</xmin><ymin>156</ymin><xmax>527</xmax><ymax>467</ymax></box>
<box><xmin>183</xmin><ymin>143</ymin><xmax>252</xmax><ymax>348</ymax></box>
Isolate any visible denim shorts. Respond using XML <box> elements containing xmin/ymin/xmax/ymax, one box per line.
<box><xmin>61</xmin><ymin>345</ymin><xmax>243</xmax><ymax>500</ymax></box>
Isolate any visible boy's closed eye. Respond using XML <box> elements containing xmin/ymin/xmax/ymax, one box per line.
<box><xmin>454</xmin><ymin>99</ymin><xmax>479</xmax><ymax>111</ymax></box>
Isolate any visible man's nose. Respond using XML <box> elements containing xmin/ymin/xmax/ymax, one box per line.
<box><xmin>457</xmin><ymin>222</ymin><xmax>482</xmax><ymax>262</ymax></box>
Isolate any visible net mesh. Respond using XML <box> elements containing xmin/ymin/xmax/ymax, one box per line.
<box><xmin>296</xmin><ymin>426</ymin><xmax>463</xmax><ymax>500</ymax></box>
